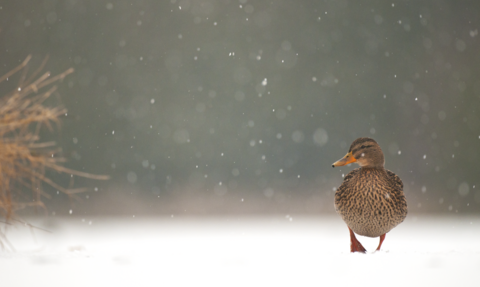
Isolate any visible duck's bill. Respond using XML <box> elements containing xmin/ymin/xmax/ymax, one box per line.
<box><xmin>332</xmin><ymin>152</ymin><xmax>357</xmax><ymax>167</ymax></box>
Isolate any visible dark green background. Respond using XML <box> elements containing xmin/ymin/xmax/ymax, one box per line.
<box><xmin>1</xmin><ymin>0</ymin><xmax>479</xmax><ymax>216</ymax></box>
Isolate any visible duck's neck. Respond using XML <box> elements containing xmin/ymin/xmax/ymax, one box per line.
<box><xmin>360</xmin><ymin>166</ymin><xmax>388</xmax><ymax>176</ymax></box>
<box><xmin>358</xmin><ymin>161</ymin><xmax>384</xmax><ymax>169</ymax></box>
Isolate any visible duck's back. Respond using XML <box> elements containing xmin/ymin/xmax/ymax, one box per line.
<box><xmin>334</xmin><ymin>168</ymin><xmax>408</xmax><ymax>237</ymax></box>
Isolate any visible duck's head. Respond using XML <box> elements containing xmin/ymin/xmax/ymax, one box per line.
<box><xmin>332</xmin><ymin>137</ymin><xmax>385</xmax><ymax>169</ymax></box>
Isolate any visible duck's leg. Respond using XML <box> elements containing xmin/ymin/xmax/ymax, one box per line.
<box><xmin>375</xmin><ymin>234</ymin><xmax>386</xmax><ymax>251</ymax></box>
<box><xmin>348</xmin><ymin>227</ymin><xmax>366</xmax><ymax>253</ymax></box>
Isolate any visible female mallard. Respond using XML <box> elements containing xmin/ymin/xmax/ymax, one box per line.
<box><xmin>332</xmin><ymin>137</ymin><xmax>407</xmax><ymax>253</ymax></box>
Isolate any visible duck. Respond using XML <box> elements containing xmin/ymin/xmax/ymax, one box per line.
<box><xmin>332</xmin><ymin>137</ymin><xmax>407</xmax><ymax>253</ymax></box>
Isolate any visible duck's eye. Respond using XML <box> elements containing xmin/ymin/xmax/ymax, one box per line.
<box><xmin>360</xmin><ymin>145</ymin><xmax>365</xmax><ymax>149</ymax></box>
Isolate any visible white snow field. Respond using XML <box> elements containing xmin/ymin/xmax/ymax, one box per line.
<box><xmin>1</xmin><ymin>215</ymin><xmax>479</xmax><ymax>287</ymax></box>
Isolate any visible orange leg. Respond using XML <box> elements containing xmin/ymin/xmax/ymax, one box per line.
<box><xmin>348</xmin><ymin>227</ymin><xmax>366</xmax><ymax>253</ymax></box>
<box><xmin>375</xmin><ymin>233</ymin><xmax>386</xmax><ymax>251</ymax></box>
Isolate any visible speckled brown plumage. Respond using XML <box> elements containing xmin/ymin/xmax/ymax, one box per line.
<box><xmin>335</xmin><ymin>167</ymin><xmax>407</xmax><ymax>237</ymax></box>
<box><xmin>332</xmin><ymin>137</ymin><xmax>408</xmax><ymax>252</ymax></box>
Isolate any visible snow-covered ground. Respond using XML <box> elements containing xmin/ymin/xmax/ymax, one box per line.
<box><xmin>1</xmin><ymin>215</ymin><xmax>479</xmax><ymax>287</ymax></box>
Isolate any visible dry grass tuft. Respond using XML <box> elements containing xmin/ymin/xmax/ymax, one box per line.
<box><xmin>0</xmin><ymin>55</ymin><xmax>109</xmax><ymax>243</ymax></box>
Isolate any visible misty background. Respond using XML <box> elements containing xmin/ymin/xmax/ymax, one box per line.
<box><xmin>1</xmin><ymin>0</ymin><xmax>479</xmax><ymax>217</ymax></box>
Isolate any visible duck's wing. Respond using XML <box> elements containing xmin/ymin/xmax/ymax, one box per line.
<box><xmin>385</xmin><ymin>169</ymin><xmax>403</xmax><ymax>191</ymax></box>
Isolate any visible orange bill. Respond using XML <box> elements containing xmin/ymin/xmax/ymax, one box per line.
<box><xmin>332</xmin><ymin>151</ymin><xmax>357</xmax><ymax>167</ymax></box>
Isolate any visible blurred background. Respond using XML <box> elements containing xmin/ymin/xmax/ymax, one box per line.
<box><xmin>1</xmin><ymin>0</ymin><xmax>479</xmax><ymax>217</ymax></box>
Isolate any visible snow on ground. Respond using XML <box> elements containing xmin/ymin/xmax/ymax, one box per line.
<box><xmin>1</xmin><ymin>215</ymin><xmax>479</xmax><ymax>287</ymax></box>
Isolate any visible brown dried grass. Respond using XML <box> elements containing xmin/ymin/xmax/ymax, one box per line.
<box><xmin>0</xmin><ymin>55</ymin><xmax>109</xmax><ymax>242</ymax></box>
